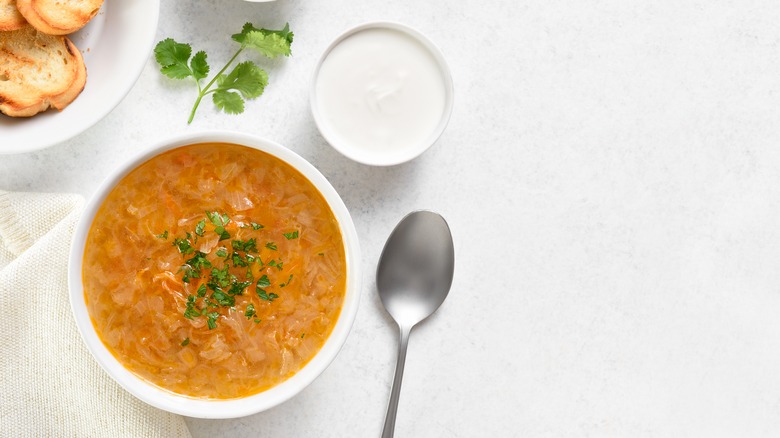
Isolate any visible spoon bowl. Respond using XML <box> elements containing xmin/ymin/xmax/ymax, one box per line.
<box><xmin>376</xmin><ymin>210</ymin><xmax>454</xmax><ymax>437</ymax></box>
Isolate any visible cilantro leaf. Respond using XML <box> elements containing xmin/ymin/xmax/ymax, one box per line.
<box><xmin>232</xmin><ymin>23</ymin><xmax>294</xmax><ymax>57</ymax></box>
<box><xmin>217</xmin><ymin>61</ymin><xmax>268</xmax><ymax>99</ymax></box>
<box><xmin>155</xmin><ymin>39</ymin><xmax>193</xmax><ymax>79</ymax></box>
<box><xmin>156</xmin><ymin>23</ymin><xmax>293</xmax><ymax>123</ymax></box>
<box><xmin>282</xmin><ymin>231</ymin><xmax>298</xmax><ymax>240</ymax></box>
<box><xmin>243</xmin><ymin>31</ymin><xmax>292</xmax><ymax>58</ymax></box>
<box><xmin>190</xmin><ymin>51</ymin><xmax>209</xmax><ymax>80</ymax></box>
<box><xmin>156</xmin><ymin>230</ymin><xmax>169</xmax><ymax>240</ymax></box>
<box><xmin>181</xmin><ymin>338</ymin><xmax>190</xmax><ymax>346</ymax></box>
<box><xmin>213</xmin><ymin>90</ymin><xmax>244</xmax><ymax>115</ymax></box>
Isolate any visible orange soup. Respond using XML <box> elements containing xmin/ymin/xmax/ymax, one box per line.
<box><xmin>83</xmin><ymin>143</ymin><xmax>347</xmax><ymax>399</ymax></box>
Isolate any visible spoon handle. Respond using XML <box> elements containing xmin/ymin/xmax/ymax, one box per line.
<box><xmin>382</xmin><ymin>325</ymin><xmax>411</xmax><ymax>438</ymax></box>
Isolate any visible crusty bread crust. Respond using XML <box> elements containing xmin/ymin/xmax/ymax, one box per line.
<box><xmin>0</xmin><ymin>25</ymin><xmax>87</xmax><ymax>117</ymax></box>
<box><xmin>16</xmin><ymin>0</ymin><xmax>102</xmax><ymax>35</ymax></box>
<box><xmin>0</xmin><ymin>0</ymin><xmax>26</xmax><ymax>31</ymax></box>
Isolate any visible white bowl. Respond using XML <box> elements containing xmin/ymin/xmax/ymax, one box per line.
<box><xmin>67</xmin><ymin>131</ymin><xmax>361</xmax><ymax>418</ymax></box>
<box><xmin>310</xmin><ymin>21</ymin><xmax>455</xmax><ymax>166</ymax></box>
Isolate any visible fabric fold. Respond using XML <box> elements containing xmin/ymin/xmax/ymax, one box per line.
<box><xmin>0</xmin><ymin>190</ymin><xmax>191</xmax><ymax>438</ymax></box>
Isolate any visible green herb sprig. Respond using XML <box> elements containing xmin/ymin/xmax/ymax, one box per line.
<box><xmin>154</xmin><ymin>23</ymin><xmax>294</xmax><ymax>124</ymax></box>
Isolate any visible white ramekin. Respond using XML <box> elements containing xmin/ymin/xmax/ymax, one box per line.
<box><xmin>310</xmin><ymin>21</ymin><xmax>455</xmax><ymax>166</ymax></box>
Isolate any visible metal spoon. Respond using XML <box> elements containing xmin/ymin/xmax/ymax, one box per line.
<box><xmin>377</xmin><ymin>211</ymin><xmax>455</xmax><ymax>438</ymax></box>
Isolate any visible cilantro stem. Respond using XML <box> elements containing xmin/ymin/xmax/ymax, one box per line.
<box><xmin>188</xmin><ymin>94</ymin><xmax>204</xmax><ymax>124</ymax></box>
<box><xmin>187</xmin><ymin>46</ymin><xmax>245</xmax><ymax>124</ymax></box>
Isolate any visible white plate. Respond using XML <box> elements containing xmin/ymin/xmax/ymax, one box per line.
<box><xmin>0</xmin><ymin>0</ymin><xmax>160</xmax><ymax>154</ymax></box>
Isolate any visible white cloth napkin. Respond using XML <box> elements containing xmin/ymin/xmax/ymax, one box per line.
<box><xmin>0</xmin><ymin>191</ymin><xmax>191</xmax><ymax>437</ymax></box>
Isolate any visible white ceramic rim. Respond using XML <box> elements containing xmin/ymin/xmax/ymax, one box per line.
<box><xmin>0</xmin><ymin>0</ymin><xmax>160</xmax><ymax>154</ymax></box>
<box><xmin>67</xmin><ymin>131</ymin><xmax>362</xmax><ymax>418</ymax></box>
<box><xmin>310</xmin><ymin>21</ymin><xmax>455</xmax><ymax>166</ymax></box>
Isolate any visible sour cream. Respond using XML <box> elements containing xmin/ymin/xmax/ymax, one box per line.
<box><xmin>312</xmin><ymin>23</ymin><xmax>453</xmax><ymax>165</ymax></box>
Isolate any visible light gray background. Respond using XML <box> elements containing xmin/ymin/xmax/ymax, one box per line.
<box><xmin>3</xmin><ymin>0</ymin><xmax>780</xmax><ymax>436</ymax></box>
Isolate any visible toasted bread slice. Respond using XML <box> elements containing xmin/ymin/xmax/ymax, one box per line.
<box><xmin>0</xmin><ymin>25</ymin><xmax>87</xmax><ymax>117</ymax></box>
<box><xmin>15</xmin><ymin>0</ymin><xmax>101</xmax><ymax>35</ymax></box>
<box><xmin>0</xmin><ymin>0</ymin><xmax>26</xmax><ymax>31</ymax></box>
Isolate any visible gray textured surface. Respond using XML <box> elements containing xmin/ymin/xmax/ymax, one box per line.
<box><xmin>4</xmin><ymin>0</ymin><xmax>780</xmax><ymax>436</ymax></box>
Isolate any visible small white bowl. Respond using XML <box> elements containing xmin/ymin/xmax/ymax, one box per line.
<box><xmin>310</xmin><ymin>22</ymin><xmax>455</xmax><ymax>166</ymax></box>
<box><xmin>68</xmin><ymin>131</ymin><xmax>361</xmax><ymax>419</ymax></box>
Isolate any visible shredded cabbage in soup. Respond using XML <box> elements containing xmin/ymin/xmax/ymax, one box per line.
<box><xmin>83</xmin><ymin>143</ymin><xmax>347</xmax><ymax>399</ymax></box>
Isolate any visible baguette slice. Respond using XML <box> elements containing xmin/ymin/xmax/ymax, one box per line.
<box><xmin>0</xmin><ymin>25</ymin><xmax>87</xmax><ymax>117</ymax></box>
<box><xmin>16</xmin><ymin>0</ymin><xmax>102</xmax><ymax>35</ymax></box>
<box><xmin>0</xmin><ymin>0</ymin><xmax>26</xmax><ymax>31</ymax></box>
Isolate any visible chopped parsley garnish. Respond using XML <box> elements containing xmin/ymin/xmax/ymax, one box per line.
<box><xmin>211</xmin><ymin>289</ymin><xmax>235</xmax><ymax>307</ymax></box>
<box><xmin>206</xmin><ymin>211</ymin><xmax>230</xmax><ymax>227</ymax></box>
<box><xmin>256</xmin><ymin>274</ymin><xmax>271</xmax><ymax>288</ymax></box>
<box><xmin>215</xmin><ymin>227</ymin><xmax>231</xmax><ymax>241</ymax></box>
<box><xmin>209</xmin><ymin>266</ymin><xmax>231</xmax><ymax>289</ymax></box>
<box><xmin>183</xmin><ymin>295</ymin><xmax>201</xmax><ymax>319</ymax></box>
<box><xmin>173</xmin><ymin>237</ymin><xmax>194</xmax><ymax>255</ymax></box>
<box><xmin>180</xmin><ymin>265</ymin><xmax>200</xmax><ymax>283</ymax></box>
<box><xmin>167</xmin><ymin>211</ymin><xmax>287</xmax><ymax>329</ymax></box>
<box><xmin>300</xmin><ymin>333</ymin><xmax>305</xmax><ymax>339</ymax></box>
<box><xmin>195</xmin><ymin>219</ymin><xmax>206</xmax><ymax>237</ymax></box>
<box><xmin>227</xmin><ymin>281</ymin><xmax>252</xmax><ymax>296</ymax></box>
<box><xmin>231</xmin><ymin>252</ymin><xmax>248</xmax><ymax>267</ymax></box>
<box><xmin>206</xmin><ymin>312</ymin><xmax>219</xmax><ymax>330</ymax></box>
<box><xmin>257</xmin><ymin>289</ymin><xmax>279</xmax><ymax>302</ymax></box>
<box><xmin>232</xmin><ymin>238</ymin><xmax>257</xmax><ymax>253</ymax></box>
<box><xmin>206</xmin><ymin>211</ymin><xmax>231</xmax><ymax>240</ymax></box>
<box><xmin>186</xmin><ymin>251</ymin><xmax>212</xmax><ymax>271</ymax></box>
<box><xmin>156</xmin><ymin>230</ymin><xmax>169</xmax><ymax>240</ymax></box>
<box><xmin>181</xmin><ymin>337</ymin><xmax>190</xmax><ymax>346</ymax></box>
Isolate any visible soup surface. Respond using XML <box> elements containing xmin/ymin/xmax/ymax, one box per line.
<box><xmin>83</xmin><ymin>143</ymin><xmax>347</xmax><ymax>399</ymax></box>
